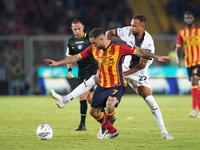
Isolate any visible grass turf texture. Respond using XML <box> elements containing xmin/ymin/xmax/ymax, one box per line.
<box><xmin>0</xmin><ymin>94</ymin><xmax>199</xmax><ymax>150</ymax></box>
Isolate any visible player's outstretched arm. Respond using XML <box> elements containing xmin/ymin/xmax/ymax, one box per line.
<box><xmin>136</xmin><ymin>49</ymin><xmax>172</xmax><ymax>62</ymax></box>
<box><xmin>44</xmin><ymin>54</ymin><xmax>81</xmax><ymax>66</ymax></box>
<box><xmin>156</xmin><ymin>55</ymin><xmax>172</xmax><ymax>62</ymax></box>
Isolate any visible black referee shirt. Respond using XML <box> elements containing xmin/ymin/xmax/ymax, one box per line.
<box><xmin>66</xmin><ymin>33</ymin><xmax>98</xmax><ymax>72</ymax></box>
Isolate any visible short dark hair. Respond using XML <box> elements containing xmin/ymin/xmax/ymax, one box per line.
<box><xmin>71</xmin><ymin>19</ymin><xmax>83</xmax><ymax>25</ymax></box>
<box><xmin>132</xmin><ymin>14</ymin><xmax>146</xmax><ymax>24</ymax></box>
<box><xmin>89</xmin><ymin>28</ymin><xmax>104</xmax><ymax>38</ymax></box>
<box><xmin>183</xmin><ymin>11</ymin><xmax>194</xmax><ymax>17</ymax></box>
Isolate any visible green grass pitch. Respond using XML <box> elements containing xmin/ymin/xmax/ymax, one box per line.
<box><xmin>0</xmin><ymin>94</ymin><xmax>199</xmax><ymax>150</ymax></box>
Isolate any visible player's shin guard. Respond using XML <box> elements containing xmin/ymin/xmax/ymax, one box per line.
<box><xmin>71</xmin><ymin>75</ymin><xmax>98</xmax><ymax>98</ymax></box>
<box><xmin>191</xmin><ymin>85</ymin><xmax>198</xmax><ymax>110</ymax></box>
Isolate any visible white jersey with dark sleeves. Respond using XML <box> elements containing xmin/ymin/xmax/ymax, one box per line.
<box><xmin>116</xmin><ymin>26</ymin><xmax>155</xmax><ymax>91</ymax></box>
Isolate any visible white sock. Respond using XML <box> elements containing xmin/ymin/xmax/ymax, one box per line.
<box><xmin>70</xmin><ymin>75</ymin><xmax>98</xmax><ymax>98</ymax></box>
<box><xmin>63</xmin><ymin>94</ymin><xmax>73</xmax><ymax>104</ymax></box>
<box><xmin>145</xmin><ymin>95</ymin><xmax>168</xmax><ymax>134</ymax></box>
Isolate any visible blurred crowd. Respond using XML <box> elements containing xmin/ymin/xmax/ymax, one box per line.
<box><xmin>166</xmin><ymin>0</ymin><xmax>200</xmax><ymax>20</ymax></box>
<box><xmin>0</xmin><ymin>0</ymin><xmax>133</xmax><ymax>35</ymax></box>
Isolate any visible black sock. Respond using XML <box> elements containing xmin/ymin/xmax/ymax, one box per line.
<box><xmin>80</xmin><ymin>100</ymin><xmax>87</xmax><ymax>125</ymax></box>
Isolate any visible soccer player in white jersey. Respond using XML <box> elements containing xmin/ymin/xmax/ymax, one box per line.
<box><xmin>106</xmin><ymin>14</ymin><xmax>173</xmax><ymax>140</ymax></box>
<box><xmin>50</xmin><ymin>15</ymin><xmax>173</xmax><ymax>139</ymax></box>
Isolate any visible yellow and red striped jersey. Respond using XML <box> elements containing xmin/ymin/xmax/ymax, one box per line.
<box><xmin>79</xmin><ymin>43</ymin><xmax>137</xmax><ymax>88</ymax></box>
<box><xmin>176</xmin><ymin>26</ymin><xmax>200</xmax><ymax>68</ymax></box>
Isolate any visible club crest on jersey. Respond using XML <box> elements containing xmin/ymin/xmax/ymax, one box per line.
<box><xmin>78</xmin><ymin>44</ymin><xmax>82</xmax><ymax>50</ymax></box>
<box><xmin>109</xmin><ymin>51</ymin><xmax>113</xmax><ymax>55</ymax></box>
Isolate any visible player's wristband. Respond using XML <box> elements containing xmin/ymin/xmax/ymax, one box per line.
<box><xmin>68</xmin><ymin>68</ymin><xmax>72</xmax><ymax>72</ymax></box>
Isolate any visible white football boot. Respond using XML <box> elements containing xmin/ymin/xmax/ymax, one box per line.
<box><xmin>104</xmin><ymin>130</ymin><xmax>119</xmax><ymax>139</ymax></box>
<box><xmin>97</xmin><ymin>125</ymin><xmax>107</xmax><ymax>140</ymax></box>
<box><xmin>162</xmin><ymin>133</ymin><xmax>174</xmax><ymax>140</ymax></box>
<box><xmin>50</xmin><ymin>89</ymin><xmax>65</xmax><ymax>108</ymax></box>
<box><xmin>189</xmin><ymin>109</ymin><xmax>197</xmax><ymax>117</ymax></box>
<box><xmin>196</xmin><ymin>112</ymin><xmax>200</xmax><ymax>118</ymax></box>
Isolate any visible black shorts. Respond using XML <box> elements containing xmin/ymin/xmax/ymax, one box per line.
<box><xmin>187</xmin><ymin>65</ymin><xmax>200</xmax><ymax>81</ymax></box>
<box><xmin>78</xmin><ymin>67</ymin><xmax>98</xmax><ymax>92</ymax></box>
<box><xmin>91</xmin><ymin>84</ymin><xmax>126</xmax><ymax>108</ymax></box>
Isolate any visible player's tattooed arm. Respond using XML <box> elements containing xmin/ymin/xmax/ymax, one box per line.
<box><xmin>135</xmin><ymin>48</ymin><xmax>154</xmax><ymax>58</ymax></box>
<box><xmin>135</xmin><ymin>48</ymin><xmax>172</xmax><ymax>62</ymax></box>
<box><xmin>58</xmin><ymin>54</ymin><xmax>81</xmax><ymax>65</ymax></box>
<box><xmin>44</xmin><ymin>54</ymin><xmax>82</xmax><ymax>66</ymax></box>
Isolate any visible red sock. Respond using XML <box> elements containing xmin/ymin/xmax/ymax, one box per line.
<box><xmin>101</xmin><ymin>109</ymin><xmax>116</xmax><ymax>133</ymax></box>
<box><xmin>96</xmin><ymin>112</ymin><xmax>104</xmax><ymax>124</ymax></box>
<box><xmin>102</xmin><ymin>121</ymin><xmax>116</xmax><ymax>133</ymax></box>
<box><xmin>104</xmin><ymin>109</ymin><xmax>115</xmax><ymax>123</ymax></box>
<box><xmin>191</xmin><ymin>85</ymin><xmax>198</xmax><ymax>110</ymax></box>
<box><xmin>197</xmin><ymin>88</ymin><xmax>200</xmax><ymax>110</ymax></box>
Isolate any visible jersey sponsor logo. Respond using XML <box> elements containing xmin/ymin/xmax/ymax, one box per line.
<box><xmin>99</xmin><ymin>61</ymin><xmax>115</xmax><ymax>66</ymax></box>
<box><xmin>96</xmin><ymin>51</ymin><xmax>102</xmax><ymax>55</ymax></box>
<box><xmin>78</xmin><ymin>44</ymin><xmax>82</xmax><ymax>50</ymax></box>
<box><xmin>96</xmin><ymin>56</ymin><xmax>112</xmax><ymax>60</ymax></box>
<box><xmin>185</xmin><ymin>40</ymin><xmax>199</xmax><ymax>45</ymax></box>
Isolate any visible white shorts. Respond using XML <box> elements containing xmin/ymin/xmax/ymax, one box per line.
<box><xmin>123</xmin><ymin>65</ymin><xmax>151</xmax><ymax>94</ymax></box>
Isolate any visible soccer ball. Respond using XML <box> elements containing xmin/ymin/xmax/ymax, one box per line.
<box><xmin>36</xmin><ymin>124</ymin><xmax>54</xmax><ymax>140</ymax></box>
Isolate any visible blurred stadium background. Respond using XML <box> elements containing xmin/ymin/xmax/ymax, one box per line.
<box><xmin>0</xmin><ymin>0</ymin><xmax>200</xmax><ymax>96</ymax></box>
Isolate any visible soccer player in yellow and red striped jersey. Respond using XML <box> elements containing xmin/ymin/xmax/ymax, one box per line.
<box><xmin>175</xmin><ymin>11</ymin><xmax>200</xmax><ymax>118</ymax></box>
<box><xmin>44</xmin><ymin>28</ymin><xmax>171</xmax><ymax>139</ymax></box>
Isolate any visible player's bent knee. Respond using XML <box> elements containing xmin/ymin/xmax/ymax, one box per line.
<box><xmin>89</xmin><ymin>107</ymin><xmax>101</xmax><ymax>118</ymax></box>
<box><xmin>89</xmin><ymin>108</ymin><xmax>95</xmax><ymax>117</ymax></box>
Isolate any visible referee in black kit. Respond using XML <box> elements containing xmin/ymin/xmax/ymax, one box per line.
<box><xmin>66</xmin><ymin>19</ymin><xmax>98</xmax><ymax>131</ymax></box>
